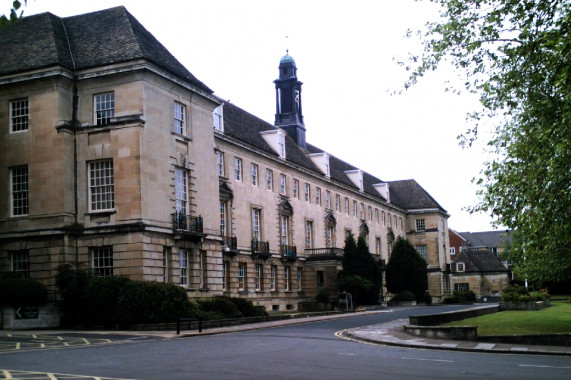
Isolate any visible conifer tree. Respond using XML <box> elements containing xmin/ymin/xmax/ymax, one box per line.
<box><xmin>385</xmin><ymin>236</ymin><xmax>427</xmax><ymax>301</ymax></box>
<box><xmin>339</xmin><ymin>233</ymin><xmax>382</xmax><ymax>305</ymax></box>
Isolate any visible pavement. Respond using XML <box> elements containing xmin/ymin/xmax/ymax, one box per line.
<box><xmin>342</xmin><ymin>316</ymin><xmax>571</xmax><ymax>356</ymax></box>
<box><xmin>3</xmin><ymin>308</ymin><xmax>570</xmax><ymax>356</ymax></box>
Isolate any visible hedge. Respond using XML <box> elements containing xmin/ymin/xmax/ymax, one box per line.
<box><xmin>0</xmin><ymin>278</ymin><xmax>48</xmax><ymax>306</ymax></box>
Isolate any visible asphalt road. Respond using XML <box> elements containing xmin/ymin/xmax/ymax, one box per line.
<box><xmin>1</xmin><ymin>305</ymin><xmax>570</xmax><ymax>380</ymax></box>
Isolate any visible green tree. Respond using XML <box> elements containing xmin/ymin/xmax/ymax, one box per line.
<box><xmin>339</xmin><ymin>233</ymin><xmax>382</xmax><ymax>305</ymax></box>
<box><xmin>405</xmin><ymin>0</ymin><xmax>571</xmax><ymax>286</ymax></box>
<box><xmin>0</xmin><ymin>1</ymin><xmax>28</xmax><ymax>29</ymax></box>
<box><xmin>385</xmin><ymin>237</ymin><xmax>427</xmax><ymax>301</ymax></box>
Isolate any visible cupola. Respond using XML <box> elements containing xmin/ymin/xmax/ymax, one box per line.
<box><xmin>274</xmin><ymin>52</ymin><xmax>306</xmax><ymax>149</ymax></box>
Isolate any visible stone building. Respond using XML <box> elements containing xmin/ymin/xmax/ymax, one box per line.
<box><xmin>0</xmin><ymin>7</ymin><xmax>451</xmax><ymax>310</ymax></box>
<box><xmin>457</xmin><ymin>230</ymin><xmax>511</xmax><ymax>258</ymax></box>
<box><xmin>448</xmin><ymin>229</ymin><xmax>466</xmax><ymax>260</ymax></box>
<box><xmin>451</xmin><ymin>249</ymin><xmax>510</xmax><ymax>299</ymax></box>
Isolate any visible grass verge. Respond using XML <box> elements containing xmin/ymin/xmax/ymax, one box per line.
<box><xmin>443</xmin><ymin>300</ymin><xmax>571</xmax><ymax>335</ymax></box>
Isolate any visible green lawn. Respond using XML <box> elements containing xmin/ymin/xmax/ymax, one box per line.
<box><xmin>443</xmin><ymin>300</ymin><xmax>571</xmax><ymax>336</ymax></box>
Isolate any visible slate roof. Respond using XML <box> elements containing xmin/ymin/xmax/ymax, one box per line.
<box><xmin>223</xmin><ymin>101</ymin><xmax>446</xmax><ymax>213</ymax></box>
<box><xmin>0</xmin><ymin>7</ymin><xmax>212</xmax><ymax>93</ymax></box>
<box><xmin>3</xmin><ymin>6</ymin><xmax>446</xmax><ymax>214</ymax></box>
<box><xmin>459</xmin><ymin>230</ymin><xmax>511</xmax><ymax>248</ymax></box>
<box><xmin>452</xmin><ymin>249</ymin><xmax>508</xmax><ymax>273</ymax></box>
<box><xmin>387</xmin><ymin>179</ymin><xmax>446</xmax><ymax>211</ymax></box>
<box><xmin>222</xmin><ymin>102</ymin><xmax>319</xmax><ymax>171</ymax></box>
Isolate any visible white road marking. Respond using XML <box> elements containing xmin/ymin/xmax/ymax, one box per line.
<box><xmin>400</xmin><ymin>357</ymin><xmax>454</xmax><ymax>363</ymax></box>
<box><xmin>519</xmin><ymin>364</ymin><xmax>571</xmax><ymax>369</ymax></box>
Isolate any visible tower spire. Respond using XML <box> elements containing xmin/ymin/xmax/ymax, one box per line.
<box><xmin>274</xmin><ymin>52</ymin><xmax>305</xmax><ymax>149</ymax></box>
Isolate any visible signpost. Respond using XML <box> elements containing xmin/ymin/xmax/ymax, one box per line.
<box><xmin>15</xmin><ymin>306</ymin><xmax>39</xmax><ymax>319</ymax></box>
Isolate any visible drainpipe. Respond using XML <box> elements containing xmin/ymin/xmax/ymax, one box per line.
<box><xmin>72</xmin><ymin>78</ymin><xmax>79</xmax><ymax>264</ymax></box>
<box><xmin>62</xmin><ymin>18</ymin><xmax>80</xmax><ymax>265</ymax></box>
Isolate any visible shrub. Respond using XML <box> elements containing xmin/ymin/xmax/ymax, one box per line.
<box><xmin>393</xmin><ymin>290</ymin><xmax>416</xmax><ymax>302</ymax></box>
<box><xmin>55</xmin><ymin>264</ymin><xmax>90</xmax><ymax>326</ymax></box>
<box><xmin>0</xmin><ymin>278</ymin><xmax>48</xmax><ymax>306</ymax></box>
<box><xmin>442</xmin><ymin>290</ymin><xmax>476</xmax><ymax>304</ymax></box>
<box><xmin>198</xmin><ymin>297</ymin><xmax>243</xmax><ymax>319</ymax></box>
<box><xmin>82</xmin><ymin>276</ymin><xmax>130</xmax><ymax>326</ymax></box>
<box><xmin>502</xmin><ymin>284</ymin><xmax>539</xmax><ymax>302</ymax></box>
<box><xmin>338</xmin><ymin>274</ymin><xmax>374</xmax><ymax>305</ymax></box>
<box><xmin>454</xmin><ymin>290</ymin><xmax>476</xmax><ymax>302</ymax></box>
<box><xmin>501</xmin><ymin>292</ymin><xmax>520</xmax><ymax>301</ymax></box>
<box><xmin>442</xmin><ymin>296</ymin><xmax>456</xmax><ymax>304</ymax></box>
<box><xmin>228</xmin><ymin>297</ymin><xmax>267</xmax><ymax>317</ymax></box>
<box><xmin>315</xmin><ymin>288</ymin><xmax>330</xmax><ymax>303</ymax></box>
<box><xmin>529</xmin><ymin>290</ymin><xmax>549</xmax><ymax>301</ymax></box>
<box><xmin>116</xmin><ymin>281</ymin><xmax>191</xmax><ymax>325</ymax></box>
<box><xmin>423</xmin><ymin>291</ymin><xmax>433</xmax><ymax>305</ymax></box>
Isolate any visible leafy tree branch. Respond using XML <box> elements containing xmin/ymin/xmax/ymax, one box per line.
<box><xmin>404</xmin><ymin>0</ymin><xmax>570</xmax><ymax>285</ymax></box>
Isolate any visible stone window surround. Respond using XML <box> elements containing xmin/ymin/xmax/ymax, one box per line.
<box><xmin>10</xmin><ymin>98</ymin><xmax>29</xmax><ymax>133</ymax></box>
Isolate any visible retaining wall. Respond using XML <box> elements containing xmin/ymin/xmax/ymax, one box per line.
<box><xmin>404</xmin><ymin>325</ymin><xmax>477</xmax><ymax>340</ymax></box>
<box><xmin>499</xmin><ymin>300</ymin><xmax>550</xmax><ymax>311</ymax></box>
<box><xmin>1</xmin><ymin>304</ymin><xmax>61</xmax><ymax>330</ymax></box>
<box><xmin>409</xmin><ymin>305</ymin><xmax>499</xmax><ymax>326</ymax></box>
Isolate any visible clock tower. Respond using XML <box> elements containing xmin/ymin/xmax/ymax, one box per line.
<box><xmin>274</xmin><ymin>52</ymin><xmax>306</xmax><ymax>149</ymax></box>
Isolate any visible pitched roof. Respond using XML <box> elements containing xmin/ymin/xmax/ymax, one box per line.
<box><xmin>387</xmin><ymin>179</ymin><xmax>446</xmax><ymax>211</ymax></box>
<box><xmin>458</xmin><ymin>230</ymin><xmax>511</xmax><ymax>248</ymax></box>
<box><xmin>222</xmin><ymin>101</ymin><xmax>446</xmax><ymax>213</ymax></box>
<box><xmin>0</xmin><ymin>7</ymin><xmax>212</xmax><ymax>93</ymax></box>
<box><xmin>452</xmin><ymin>249</ymin><xmax>508</xmax><ymax>273</ymax></box>
<box><xmin>222</xmin><ymin>101</ymin><xmax>319</xmax><ymax>171</ymax></box>
<box><xmin>2</xmin><ymin>6</ymin><xmax>446</xmax><ymax>214</ymax></box>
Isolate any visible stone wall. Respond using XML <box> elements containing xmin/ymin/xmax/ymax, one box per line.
<box><xmin>1</xmin><ymin>304</ymin><xmax>61</xmax><ymax>330</ymax></box>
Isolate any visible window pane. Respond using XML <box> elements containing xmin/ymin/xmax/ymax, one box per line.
<box><xmin>251</xmin><ymin>164</ymin><xmax>258</xmax><ymax>186</ymax></box>
<box><xmin>175</xmin><ymin>168</ymin><xmax>187</xmax><ymax>214</ymax></box>
<box><xmin>11</xmin><ymin>250</ymin><xmax>30</xmax><ymax>278</ymax></box>
<box><xmin>92</xmin><ymin>247</ymin><xmax>113</xmax><ymax>277</ymax></box>
<box><xmin>95</xmin><ymin>93</ymin><xmax>114</xmax><ymax>125</ymax></box>
<box><xmin>11</xmin><ymin>166</ymin><xmax>29</xmax><ymax>216</ymax></box>
<box><xmin>179</xmin><ymin>250</ymin><xmax>189</xmax><ymax>285</ymax></box>
<box><xmin>89</xmin><ymin>161</ymin><xmax>114</xmax><ymax>211</ymax></box>
<box><xmin>11</xmin><ymin>99</ymin><xmax>29</xmax><ymax>132</ymax></box>
<box><xmin>174</xmin><ymin>102</ymin><xmax>185</xmax><ymax>134</ymax></box>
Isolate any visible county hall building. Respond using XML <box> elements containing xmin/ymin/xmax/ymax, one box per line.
<box><xmin>0</xmin><ymin>7</ymin><xmax>452</xmax><ymax>311</ymax></box>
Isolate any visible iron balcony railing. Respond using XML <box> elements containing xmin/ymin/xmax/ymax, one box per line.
<box><xmin>304</xmin><ymin>247</ymin><xmax>344</xmax><ymax>256</ymax></box>
<box><xmin>251</xmin><ymin>240</ymin><xmax>270</xmax><ymax>255</ymax></box>
<box><xmin>222</xmin><ymin>235</ymin><xmax>238</xmax><ymax>250</ymax></box>
<box><xmin>281</xmin><ymin>244</ymin><xmax>297</xmax><ymax>258</ymax></box>
<box><xmin>172</xmin><ymin>213</ymin><xmax>203</xmax><ymax>233</ymax></box>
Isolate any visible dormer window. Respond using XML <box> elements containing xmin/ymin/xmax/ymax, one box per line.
<box><xmin>260</xmin><ymin>130</ymin><xmax>287</xmax><ymax>159</ymax></box>
<box><xmin>278</xmin><ymin>133</ymin><xmax>285</xmax><ymax>158</ymax></box>
<box><xmin>344</xmin><ymin>169</ymin><xmax>364</xmax><ymax>191</ymax></box>
<box><xmin>456</xmin><ymin>262</ymin><xmax>465</xmax><ymax>272</ymax></box>
<box><xmin>308</xmin><ymin>152</ymin><xmax>330</xmax><ymax>177</ymax></box>
<box><xmin>373</xmin><ymin>183</ymin><xmax>390</xmax><ymax>202</ymax></box>
<box><xmin>213</xmin><ymin>105</ymin><xmax>223</xmax><ymax>132</ymax></box>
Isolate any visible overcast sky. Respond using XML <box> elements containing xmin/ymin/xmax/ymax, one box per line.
<box><xmin>19</xmin><ymin>0</ymin><xmax>503</xmax><ymax>232</ymax></box>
